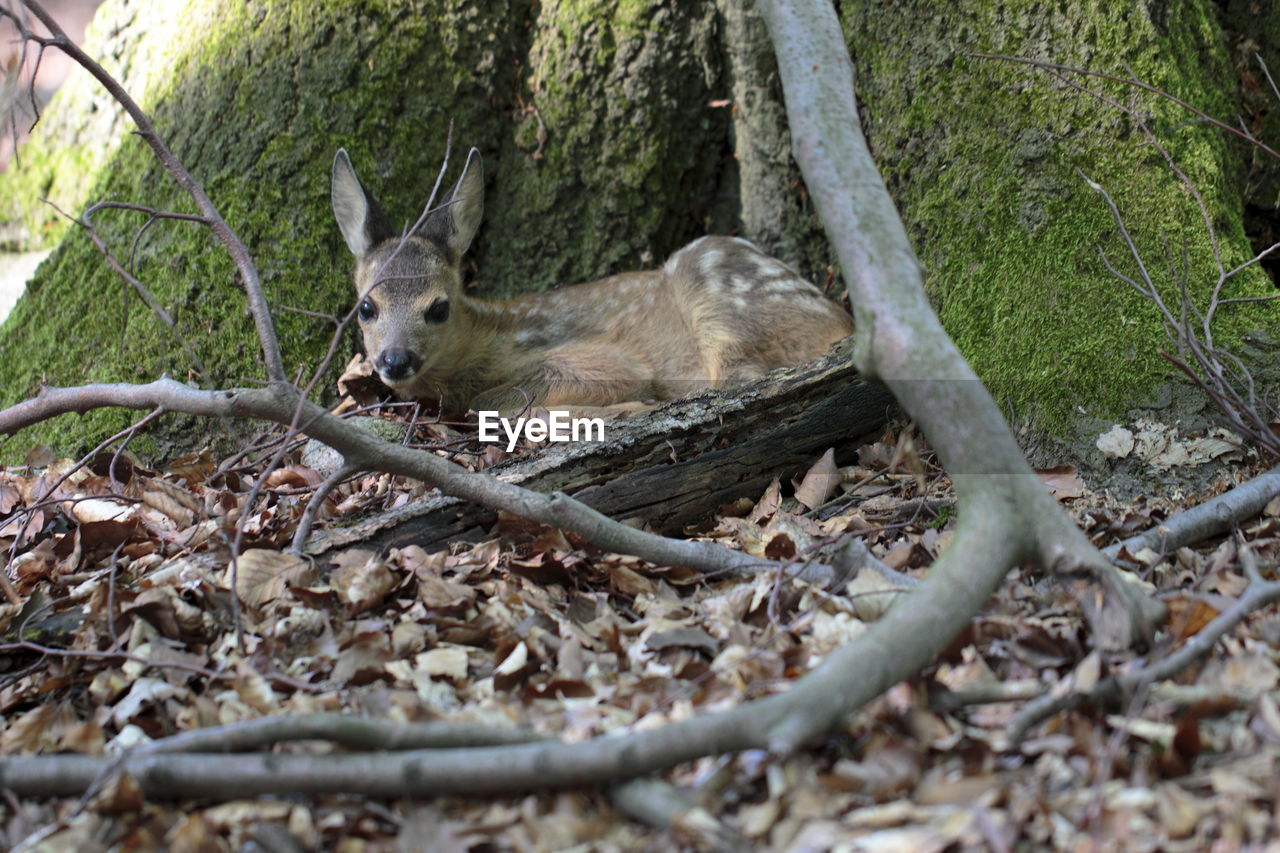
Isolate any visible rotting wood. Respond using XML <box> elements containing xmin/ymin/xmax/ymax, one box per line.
<box><xmin>306</xmin><ymin>346</ymin><xmax>894</xmax><ymax>559</ymax></box>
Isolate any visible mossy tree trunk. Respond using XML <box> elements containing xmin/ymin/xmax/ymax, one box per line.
<box><xmin>842</xmin><ymin>0</ymin><xmax>1275</xmax><ymax>431</ymax></box>
<box><xmin>0</xmin><ymin>0</ymin><xmax>1272</xmax><ymax>460</ymax></box>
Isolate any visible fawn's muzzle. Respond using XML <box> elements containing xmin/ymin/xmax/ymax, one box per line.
<box><xmin>375</xmin><ymin>348</ymin><xmax>422</xmax><ymax>382</ymax></box>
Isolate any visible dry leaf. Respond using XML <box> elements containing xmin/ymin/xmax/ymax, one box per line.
<box><xmin>1155</xmin><ymin>783</ymin><xmax>1212</xmax><ymax>839</ymax></box>
<box><xmin>1096</xmin><ymin>425</ymin><xmax>1135</xmax><ymax>457</ymax></box>
<box><xmin>333</xmin><ymin>553</ymin><xmax>399</xmax><ymax>614</ymax></box>
<box><xmin>746</xmin><ymin>480</ymin><xmax>783</xmax><ymax>524</ymax></box>
<box><xmin>1251</xmin><ymin>692</ymin><xmax>1280</xmax><ymax>745</ymax></box>
<box><xmin>495</xmin><ymin>641</ymin><xmax>529</xmax><ymax>676</ymax></box>
<box><xmin>333</xmin><ymin>633</ymin><xmax>393</xmax><ymax>683</ymax></box>
<box><xmin>416</xmin><ymin>646</ymin><xmax>469</xmax><ymax>681</ymax></box>
<box><xmin>1036</xmin><ymin>466</ymin><xmax>1085</xmax><ymax>499</ymax></box>
<box><xmin>1070</xmin><ymin>650</ymin><xmax>1102</xmax><ymax>692</ymax></box>
<box><xmin>232</xmin><ymin>664</ymin><xmax>277</xmax><ymax>713</ymax></box>
<box><xmin>68</xmin><ymin>497</ymin><xmax>138</xmax><ymax>525</ymax></box>
<box><xmin>417</xmin><ymin>573</ymin><xmax>475</xmax><ymax>610</ymax></box>
<box><xmin>794</xmin><ymin>448</ymin><xmax>840</xmax><ymax>510</ymax></box>
<box><xmin>1166</xmin><ymin>595</ymin><xmax>1220</xmax><ymax>643</ymax></box>
<box><xmin>827</xmin><ymin>745</ymin><xmax>920</xmax><ymax>800</ymax></box>
<box><xmin>230</xmin><ymin>549</ymin><xmax>314</xmax><ymax>608</ymax></box>
<box><xmin>92</xmin><ymin>772</ymin><xmax>146</xmax><ymax>815</ymax></box>
<box><xmin>263</xmin><ymin>465</ymin><xmax>325</xmax><ymax>490</ymax></box>
<box><xmin>167</xmin><ymin>450</ymin><xmax>217</xmax><ymax>483</ymax></box>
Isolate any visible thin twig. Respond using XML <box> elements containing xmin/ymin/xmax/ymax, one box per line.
<box><xmin>4</xmin><ymin>406</ymin><xmax>164</xmax><ymax>572</ymax></box>
<box><xmin>972</xmin><ymin>52</ymin><xmax>1280</xmax><ymax>161</ymax></box>
<box><xmin>289</xmin><ymin>462</ymin><xmax>359</xmax><ymax>554</ymax></box>
<box><xmin>17</xmin><ymin>0</ymin><xmax>285</xmax><ymax>382</ymax></box>
<box><xmin>1007</xmin><ymin>563</ymin><xmax>1280</xmax><ymax>742</ymax></box>
<box><xmin>48</xmin><ymin>199</ymin><xmax>211</xmax><ymax>376</ymax></box>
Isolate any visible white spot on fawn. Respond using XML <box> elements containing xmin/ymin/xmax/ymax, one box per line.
<box><xmin>766</xmin><ymin>278</ymin><xmax>813</xmax><ymax>295</ymax></box>
<box><xmin>697</xmin><ymin>249</ymin><xmax>724</xmax><ymax>277</ymax></box>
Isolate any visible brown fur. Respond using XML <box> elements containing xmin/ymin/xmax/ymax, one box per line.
<box><xmin>332</xmin><ymin>149</ymin><xmax>853</xmax><ymax>415</ymax></box>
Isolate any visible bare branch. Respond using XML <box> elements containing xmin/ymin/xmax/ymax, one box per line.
<box><xmin>3</xmin><ymin>405</ymin><xmax>164</xmax><ymax>571</ymax></box>
<box><xmin>757</xmin><ymin>0</ymin><xmax>1163</xmax><ymax>657</ymax></box>
<box><xmin>1103</xmin><ymin>464</ymin><xmax>1280</xmax><ymax>561</ymax></box>
<box><xmin>1258</xmin><ymin>53</ymin><xmax>1280</xmax><ymax>103</ymax></box>
<box><xmin>1079</xmin><ymin>148</ymin><xmax>1279</xmax><ymax>460</ymax></box>
<box><xmin>0</xmin><ymin>379</ymin><xmax>829</xmax><ymax>583</ymax></box>
<box><xmin>17</xmin><ymin>0</ymin><xmax>285</xmax><ymax>383</ymax></box>
<box><xmin>289</xmin><ymin>461</ymin><xmax>359</xmax><ymax>554</ymax></box>
<box><xmin>1007</xmin><ymin>567</ymin><xmax>1280</xmax><ymax>741</ymax></box>
<box><xmin>46</xmin><ymin>200</ymin><xmax>210</xmax><ymax>376</ymax></box>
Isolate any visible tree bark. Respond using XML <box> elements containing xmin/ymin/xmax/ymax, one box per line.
<box><xmin>757</xmin><ymin>0</ymin><xmax>1166</xmax><ymax>666</ymax></box>
<box><xmin>0</xmin><ymin>0</ymin><xmax>746</xmax><ymax>458</ymax></box>
<box><xmin>307</xmin><ymin>350</ymin><xmax>894</xmax><ymax>558</ymax></box>
<box><xmin>2</xmin><ymin>0</ymin><xmax>1271</xmax><ymax>464</ymax></box>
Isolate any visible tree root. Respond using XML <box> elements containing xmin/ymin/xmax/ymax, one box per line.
<box><xmin>1104</xmin><ymin>465</ymin><xmax>1280</xmax><ymax>561</ymax></box>
<box><xmin>0</xmin><ymin>0</ymin><xmax>1194</xmax><ymax>810</ymax></box>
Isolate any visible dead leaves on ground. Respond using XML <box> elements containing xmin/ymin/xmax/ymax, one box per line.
<box><xmin>0</xmin><ymin>423</ymin><xmax>1278</xmax><ymax>850</ymax></box>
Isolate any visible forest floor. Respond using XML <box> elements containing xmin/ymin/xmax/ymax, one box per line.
<box><xmin>0</xmin><ymin>392</ymin><xmax>1277</xmax><ymax>851</ymax></box>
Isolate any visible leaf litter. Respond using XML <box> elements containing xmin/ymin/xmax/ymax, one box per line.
<box><xmin>0</xmin><ymin>415</ymin><xmax>1277</xmax><ymax>851</ymax></box>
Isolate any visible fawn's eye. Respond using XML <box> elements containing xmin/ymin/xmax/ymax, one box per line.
<box><xmin>424</xmin><ymin>300</ymin><xmax>450</xmax><ymax>324</ymax></box>
<box><xmin>357</xmin><ymin>299</ymin><xmax>376</xmax><ymax>322</ymax></box>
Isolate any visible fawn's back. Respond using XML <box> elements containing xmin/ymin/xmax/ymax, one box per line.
<box><xmin>332</xmin><ymin>148</ymin><xmax>853</xmax><ymax>414</ymax></box>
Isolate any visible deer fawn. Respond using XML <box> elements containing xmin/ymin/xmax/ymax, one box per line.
<box><xmin>331</xmin><ymin>147</ymin><xmax>853</xmax><ymax>415</ymax></box>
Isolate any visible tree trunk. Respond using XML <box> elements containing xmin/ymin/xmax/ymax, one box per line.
<box><xmin>839</xmin><ymin>0</ymin><xmax>1275</xmax><ymax>440</ymax></box>
<box><xmin>0</xmin><ymin>0</ymin><xmax>1273</xmax><ymax>463</ymax></box>
<box><xmin>0</xmin><ymin>0</ymin><xmax>784</xmax><ymax>457</ymax></box>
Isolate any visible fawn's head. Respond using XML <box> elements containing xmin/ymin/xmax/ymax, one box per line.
<box><xmin>331</xmin><ymin>148</ymin><xmax>484</xmax><ymax>395</ymax></box>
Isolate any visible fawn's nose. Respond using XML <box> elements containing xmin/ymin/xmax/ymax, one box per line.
<box><xmin>375</xmin><ymin>348</ymin><xmax>422</xmax><ymax>382</ymax></box>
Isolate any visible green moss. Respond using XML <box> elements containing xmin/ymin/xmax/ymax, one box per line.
<box><xmin>0</xmin><ymin>3</ymin><xmax>175</xmax><ymax>249</ymax></box>
<box><xmin>0</xmin><ymin>0</ymin><xmax>729</xmax><ymax>460</ymax></box>
<box><xmin>842</xmin><ymin>0</ymin><xmax>1273</xmax><ymax>430</ymax></box>
<box><xmin>925</xmin><ymin>505</ymin><xmax>957</xmax><ymax>529</ymax></box>
<box><xmin>5</xmin><ymin>0</ymin><xmax>1268</xmax><ymax>462</ymax></box>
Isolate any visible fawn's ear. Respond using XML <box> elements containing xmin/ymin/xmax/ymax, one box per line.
<box><xmin>423</xmin><ymin>147</ymin><xmax>484</xmax><ymax>260</ymax></box>
<box><xmin>331</xmin><ymin>149</ymin><xmax>393</xmax><ymax>258</ymax></box>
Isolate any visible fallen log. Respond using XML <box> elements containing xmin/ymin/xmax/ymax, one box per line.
<box><xmin>306</xmin><ymin>347</ymin><xmax>894</xmax><ymax>559</ymax></box>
